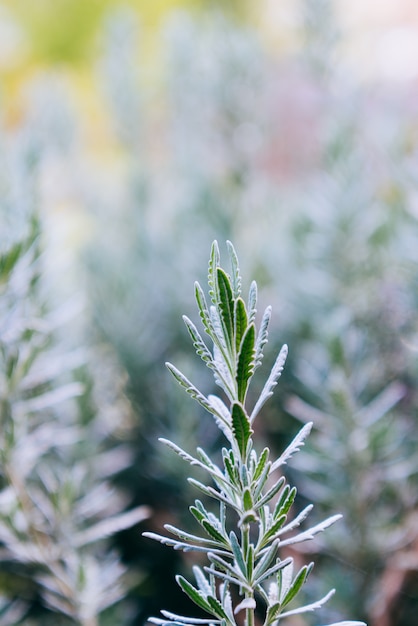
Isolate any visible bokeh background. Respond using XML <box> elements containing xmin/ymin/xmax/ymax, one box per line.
<box><xmin>1</xmin><ymin>1</ymin><xmax>418</xmax><ymax>625</ymax></box>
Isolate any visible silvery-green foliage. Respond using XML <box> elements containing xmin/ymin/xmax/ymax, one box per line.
<box><xmin>144</xmin><ymin>242</ymin><xmax>365</xmax><ymax>626</ymax></box>
<box><xmin>285</xmin><ymin>324</ymin><xmax>417</xmax><ymax>620</ymax></box>
<box><xmin>0</xmin><ymin>139</ymin><xmax>148</xmax><ymax>625</ymax></box>
<box><xmin>86</xmin><ymin>7</ymin><xmax>418</xmax><ymax>622</ymax></box>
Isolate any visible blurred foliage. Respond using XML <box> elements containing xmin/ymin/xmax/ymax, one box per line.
<box><xmin>0</xmin><ymin>130</ymin><xmax>149</xmax><ymax>624</ymax></box>
<box><xmin>1</xmin><ymin>0</ymin><xmax>250</xmax><ymax>66</ymax></box>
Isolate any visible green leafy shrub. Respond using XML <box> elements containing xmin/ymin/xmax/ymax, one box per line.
<box><xmin>144</xmin><ymin>241</ymin><xmax>366</xmax><ymax>626</ymax></box>
<box><xmin>0</xmin><ymin>136</ymin><xmax>148</xmax><ymax>625</ymax></box>
<box><xmin>83</xmin><ymin>8</ymin><xmax>418</xmax><ymax>624</ymax></box>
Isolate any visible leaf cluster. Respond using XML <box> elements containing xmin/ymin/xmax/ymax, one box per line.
<box><xmin>144</xmin><ymin>242</ymin><xmax>365</xmax><ymax>626</ymax></box>
<box><xmin>0</xmin><ymin>208</ymin><xmax>148</xmax><ymax>625</ymax></box>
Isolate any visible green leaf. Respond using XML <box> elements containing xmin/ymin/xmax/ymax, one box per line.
<box><xmin>243</xmin><ymin>487</ymin><xmax>253</xmax><ymax>511</ymax></box>
<box><xmin>207</xmin><ymin>596</ymin><xmax>229</xmax><ymax>620</ymax></box>
<box><xmin>165</xmin><ymin>362</ymin><xmax>227</xmax><ymax>425</ymax></box>
<box><xmin>246</xmin><ymin>544</ymin><xmax>254</xmax><ymax>581</ymax></box>
<box><xmin>271</xmin><ymin>423</ymin><xmax>313</xmax><ymax>471</ymax></box>
<box><xmin>0</xmin><ymin>241</ymin><xmax>23</xmax><ymax>282</ymax></box>
<box><xmin>183</xmin><ymin>315</ymin><xmax>213</xmax><ymax>367</ymax></box>
<box><xmin>240</xmin><ymin>463</ymin><xmax>250</xmax><ymax>487</ymax></box>
<box><xmin>254</xmin><ymin>306</ymin><xmax>271</xmax><ymax>369</ymax></box>
<box><xmin>201</xmin><ymin>520</ymin><xmax>229</xmax><ymax>546</ymax></box>
<box><xmin>254</xmin><ymin>462</ymin><xmax>278</xmax><ymax>502</ymax></box>
<box><xmin>234</xmin><ymin>297</ymin><xmax>248</xmax><ymax>353</ymax></box>
<box><xmin>273</xmin><ymin>486</ymin><xmax>296</xmax><ymax>520</ymax></box>
<box><xmin>217</xmin><ymin>267</ymin><xmax>234</xmax><ymax>352</ymax></box>
<box><xmin>253</xmin><ymin>540</ymin><xmax>279</xmax><ymax>581</ymax></box>
<box><xmin>229</xmin><ymin>531</ymin><xmax>247</xmax><ymax>577</ymax></box>
<box><xmin>193</xmin><ymin>565</ymin><xmax>213</xmax><ymax>597</ymax></box>
<box><xmin>265</xmin><ymin>601</ymin><xmax>282</xmax><ymax>625</ymax></box>
<box><xmin>195</xmin><ymin>281</ymin><xmax>215</xmax><ymax>339</ymax></box>
<box><xmin>281</xmin><ymin>563</ymin><xmax>313</xmax><ymax>608</ymax></box>
<box><xmin>195</xmin><ymin>281</ymin><xmax>233</xmax><ymax>378</ymax></box>
<box><xmin>223</xmin><ymin>452</ymin><xmax>239</xmax><ymax>488</ymax></box>
<box><xmin>197</xmin><ymin>447</ymin><xmax>218</xmax><ymax>470</ymax></box>
<box><xmin>190</xmin><ymin>505</ymin><xmax>205</xmax><ymax>524</ymax></box>
<box><xmin>231</xmin><ymin>402</ymin><xmax>252</xmax><ymax>459</ymax></box>
<box><xmin>250</xmin><ymin>344</ymin><xmax>288</xmax><ymax>422</ymax></box>
<box><xmin>247</xmin><ymin>281</ymin><xmax>257</xmax><ymax>324</ymax></box>
<box><xmin>256</xmin><ymin>478</ymin><xmax>286</xmax><ymax>510</ymax></box>
<box><xmin>159</xmin><ymin>438</ymin><xmax>202</xmax><ymax>467</ymax></box>
<box><xmin>236</xmin><ymin>324</ymin><xmax>255</xmax><ymax>403</ymax></box>
<box><xmin>227</xmin><ymin>240</ymin><xmax>241</xmax><ymax>298</ymax></box>
<box><xmin>188</xmin><ymin>479</ymin><xmax>238</xmax><ymax>510</ymax></box>
<box><xmin>253</xmin><ymin>448</ymin><xmax>270</xmax><ymax>482</ymax></box>
<box><xmin>176</xmin><ymin>576</ymin><xmax>212</xmax><ymax>613</ymax></box>
<box><xmin>259</xmin><ymin>515</ymin><xmax>287</xmax><ymax>546</ymax></box>
<box><xmin>253</xmin><ymin>559</ymin><xmax>292</xmax><ymax>587</ymax></box>
<box><xmin>208</xmin><ymin>241</ymin><xmax>220</xmax><ymax>305</ymax></box>
<box><xmin>165</xmin><ymin>524</ymin><xmax>222</xmax><ymax>547</ymax></box>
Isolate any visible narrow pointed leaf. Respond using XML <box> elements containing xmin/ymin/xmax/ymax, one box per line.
<box><xmin>260</xmin><ymin>515</ymin><xmax>287</xmax><ymax>546</ymax></box>
<box><xmin>159</xmin><ymin>438</ymin><xmax>202</xmax><ymax>467</ymax></box>
<box><xmin>254</xmin><ymin>306</ymin><xmax>271</xmax><ymax>369</ymax></box>
<box><xmin>227</xmin><ymin>240</ymin><xmax>241</xmax><ymax>298</ymax></box>
<box><xmin>159</xmin><ymin>610</ymin><xmax>219</xmax><ymax>624</ymax></box>
<box><xmin>253</xmin><ymin>540</ymin><xmax>279</xmax><ymax>580</ymax></box>
<box><xmin>165</xmin><ymin>525</ymin><xmax>222</xmax><ymax>547</ymax></box>
<box><xmin>195</xmin><ymin>281</ymin><xmax>213</xmax><ymax>337</ymax></box>
<box><xmin>183</xmin><ymin>315</ymin><xmax>213</xmax><ymax>364</ymax></box>
<box><xmin>246</xmin><ymin>544</ymin><xmax>254</xmax><ymax>580</ymax></box>
<box><xmin>250</xmin><ymin>344</ymin><xmax>288</xmax><ymax>422</ymax></box>
<box><xmin>143</xmin><ymin>533</ymin><xmax>226</xmax><ymax>554</ymax></box>
<box><xmin>253</xmin><ymin>447</ymin><xmax>270</xmax><ymax>482</ymax></box>
<box><xmin>265</xmin><ymin>601</ymin><xmax>282</xmax><ymax>625</ymax></box>
<box><xmin>281</xmin><ymin>563</ymin><xmax>313</xmax><ymax>608</ymax></box>
<box><xmin>208</xmin><ymin>241</ymin><xmax>220</xmax><ymax>305</ymax></box>
<box><xmin>201</xmin><ymin>520</ymin><xmax>229</xmax><ymax>546</ymax></box>
<box><xmin>166</xmin><ymin>363</ymin><xmax>227</xmax><ymax>424</ymax></box>
<box><xmin>193</xmin><ymin>566</ymin><xmax>212</xmax><ymax>596</ymax></box>
<box><xmin>188</xmin><ymin>479</ymin><xmax>239</xmax><ymax>510</ymax></box>
<box><xmin>204</xmin><ymin>567</ymin><xmax>251</xmax><ymax>592</ymax></box>
<box><xmin>256</xmin><ymin>477</ymin><xmax>287</xmax><ymax>510</ymax></box>
<box><xmin>176</xmin><ymin>576</ymin><xmax>212</xmax><ymax>613</ymax></box>
<box><xmin>271</xmin><ymin>423</ymin><xmax>313</xmax><ymax>471</ymax></box>
<box><xmin>254</xmin><ymin>558</ymin><xmax>293</xmax><ymax>586</ymax></box>
<box><xmin>277</xmin><ymin>589</ymin><xmax>335</xmax><ymax>619</ymax></box>
<box><xmin>217</xmin><ymin>267</ymin><xmax>234</xmax><ymax>352</ymax></box>
<box><xmin>254</xmin><ymin>465</ymin><xmax>280</xmax><ymax>502</ymax></box>
<box><xmin>273</xmin><ymin>486</ymin><xmax>297</xmax><ymax>520</ymax></box>
<box><xmin>190</xmin><ymin>506</ymin><xmax>205</xmax><ymax>524</ymax></box>
<box><xmin>229</xmin><ymin>531</ymin><xmax>247</xmax><ymax>576</ymax></box>
<box><xmin>234</xmin><ymin>297</ymin><xmax>248</xmax><ymax>353</ymax></box>
<box><xmin>231</xmin><ymin>403</ymin><xmax>252</xmax><ymax>459</ymax></box>
<box><xmin>223</xmin><ymin>454</ymin><xmax>239</xmax><ymax>488</ymax></box>
<box><xmin>247</xmin><ymin>281</ymin><xmax>257</xmax><ymax>324</ymax></box>
<box><xmin>243</xmin><ymin>487</ymin><xmax>253</xmax><ymax>511</ymax></box>
<box><xmin>236</xmin><ymin>324</ymin><xmax>255</xmax><ymax>403</ymax></box>
<box><xmin>279</xmin><ymin>513</ymin><xmax>342</xmax><ymax>547</ymax></box>
<box><xmin>207</xmin><ymin>596</ymin><xmax>229</xmax><ymax>620</ymax></box>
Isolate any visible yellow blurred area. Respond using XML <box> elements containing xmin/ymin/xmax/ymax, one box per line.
<box><xmin>0</xmin><ymin>0</ymin><xmax>211</xmax><ymax>124</ymax></box>
<box><xmin>1</xmin><ymin>0</ymin><xmax>418</xmax><ymax>154</ymax></box>
<box><xmin>2</xmin><ymin>0</ymin><xmax>201</xmax><ymax>63</ymax></box>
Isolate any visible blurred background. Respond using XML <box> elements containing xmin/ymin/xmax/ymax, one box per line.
<box><xmin>1</xmin><ymin>1</ymin><xmax>418</xmax><ymax>625</ymax></box>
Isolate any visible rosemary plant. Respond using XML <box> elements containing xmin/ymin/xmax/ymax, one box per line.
<box><xmin>144</xmin><ymin>241</ymin><xmax>365</xmax><ymax>626</ymax></box>
<box><xmin>0</xmin><ymin>147</ymin><xmax>148</xmax><ymax>624</ymax></box>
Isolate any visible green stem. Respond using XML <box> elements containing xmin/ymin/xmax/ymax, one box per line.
<box><xmin>240</xmin><ymin>523</ymin><xmax>255</xmax><ymax>626</ymax></box>
<box><xmin>246</xmin><ymin>596</ymin><xmax>254</xmax><ymax>626</ymax></box>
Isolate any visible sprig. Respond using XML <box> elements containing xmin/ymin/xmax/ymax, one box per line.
<box><xmin>144</xmin><ymin>241</ymin><xmax>366</xmax><ymax>626</ymax></box>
